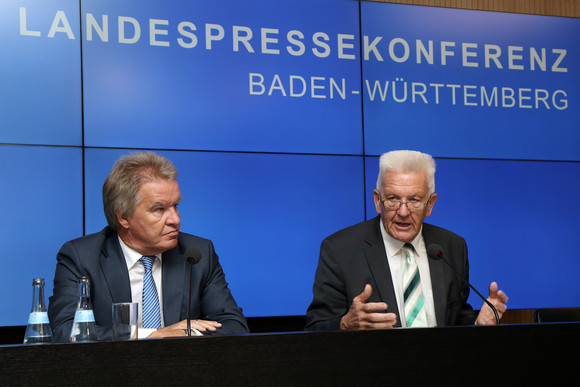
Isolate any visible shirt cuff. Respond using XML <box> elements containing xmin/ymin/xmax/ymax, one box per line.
<box><xmin>138</xmin><ymin>328</ymin><xmax>157</xmax><ymax>339</ymax></box>
<box><xmin>138</xmin><ymin>327</ymin><xmax>203</xmax><ymax>338</ymax></box>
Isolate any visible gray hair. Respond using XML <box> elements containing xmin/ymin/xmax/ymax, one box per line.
<box><xmin>376</xmin><ymin>150</ymin><xmax>436</xmax><ymax>194</ymax></box>
<box><xmin>102</xmin><ymin>152</ymin><xmax>178</xmax><ymax>230</ymax></box>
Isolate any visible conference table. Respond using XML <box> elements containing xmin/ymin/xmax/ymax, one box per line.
<box><xmin>1</xmin><ymin>323</ymin><xmax>577</xmax><ymax>385</ymax></box>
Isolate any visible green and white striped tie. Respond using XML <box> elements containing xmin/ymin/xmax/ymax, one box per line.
<box><xmin>403</xmin><ymin>244</ymin><xmax>427</xmax><ymax>327</ymax></box>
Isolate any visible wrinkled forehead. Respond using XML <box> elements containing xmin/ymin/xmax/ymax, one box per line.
<box><xmin>380</xmin><ymin>171</ymin><xmax>430</xmax><ymax>194</ymax></box>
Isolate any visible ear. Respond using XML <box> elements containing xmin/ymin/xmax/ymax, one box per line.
<box><xmin>117</xmin><ymin>211</ymin><xmax>130</xmax><ymax>230</ymax></box>
<box><xmin>425</xmin><ymin>193</ymin><xmax>438</xmax><ymax>217</ymax></box>
<box><xmin>373</xmin><ymin>189</ymin><xmax>382</xmax><ymax>214</ymax></box>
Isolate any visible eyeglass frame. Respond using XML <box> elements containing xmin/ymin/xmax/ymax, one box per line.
<box><xmin>378</xmin><ymin>193</ymin><xmax>434</xmax><ymax>213</ymax></box>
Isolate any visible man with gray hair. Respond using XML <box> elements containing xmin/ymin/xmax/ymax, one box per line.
<box><xmin>49</xmin><ymin>152</ymin><xmax>248</xmax><ymax>341</ymax></box>
<box><xmin>305</xmin><ymin>150</ymin><xmax>508</xmax><ymax>330</ymax></box>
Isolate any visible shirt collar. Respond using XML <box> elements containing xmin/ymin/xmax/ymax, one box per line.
<box><xmin>378</xmin><ymin>219</ymin><xmax>424</xmax><ymax>258</ymax></box>
<box><xmin>117</xmin><ymin>235</ymin><xmax>162</xmax><ymax>270</ymax></box>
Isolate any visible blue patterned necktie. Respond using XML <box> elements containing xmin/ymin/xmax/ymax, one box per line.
<box><xmin>402</xmin><ymin>243</ymin><xmax>427</xmax><ymax>327</ymax></box>
<box><xmin>140</xmin><ymin>256</ymin><xmax>162</xmax><ymax>329</ymax></box>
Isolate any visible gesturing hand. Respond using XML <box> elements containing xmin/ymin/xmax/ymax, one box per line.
<box><xmin>340</xmin><ymin>284</ymin><xmax>397</xmax><ymax>330</ymax></box>
<box><xmin>475</xmin><ymin>282</ymin><xmax>509</xmax><ymax>325</ymax></box>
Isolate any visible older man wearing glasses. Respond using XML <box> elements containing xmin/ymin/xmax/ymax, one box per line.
<box><xmin>305</xmin><ymin>150</ymin><xmax>508</xmax><ymax>330</ymax></box>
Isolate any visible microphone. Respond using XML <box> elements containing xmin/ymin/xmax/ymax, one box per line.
<box><xmin>185</xmin><ymin>246</ymin><xmax>202</xmax><ymax>266</ymax></box>
<box><xmin>427</xmin><ymin>244</ymin><xmax>500</xmax><ymax>325</ymax></box>
<box><xmin>185</xmin><ymin>246</ymin><xmax>202</xmax><ymax>337</ymax></box>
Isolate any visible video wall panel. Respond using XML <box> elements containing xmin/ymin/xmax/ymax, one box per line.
<box><xmin>0</xmin><ymin>0</ymin><xmax>82</xmax><ymax>146</ymax></box>
<box><xmin>362</xmin><ymin>2</ymin><xmax>580</xmax><ymax>161</ymax></box>
<box><xmin>365</xmin><ymin>156</ymin><xmax>580</xmax><ymax>310</ymax></box>
<box><xmin>0</xmin><ymin>146</ymin><xmax>83</xmax><ymax>326</ymax></box>
<box><xmin>81</xmin><ymin>0</ymin><xmax>363</xmax><ymax>154</ymax></box>
<box><xmin>85</xmin><ymin>149</ymin><xmax>365</xmax><ymax>316</ymax></box>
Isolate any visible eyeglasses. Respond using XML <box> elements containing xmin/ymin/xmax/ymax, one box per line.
<box><xmin>379</xmin><ymin>194</ymin><xmax>433</xmax><ymax>212</ymax></box>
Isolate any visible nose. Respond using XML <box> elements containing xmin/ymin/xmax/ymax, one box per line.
<box><xmin>167</xmin><ymin>206</ymin><xmax>180</xmax><ymax>226</ymax></box>
<box><xmin>396</xmin><ymin>202</ymin><xmax>411</xmax><ymax>216</ymax></box>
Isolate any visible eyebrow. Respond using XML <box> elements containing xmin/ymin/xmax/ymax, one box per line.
<box><xmin>148</xmin><ymin>201</ymin><xmax>166</xmax><ymax>210</ymax></box>
<box><xmin>384</xmin><ymin>191</ymin><xmax>427</xmax><ymax>198</ymax></box>
<box><xmin>148</xmin><ymin>198</ymin><xmax>181</xmax><ymax>210</ymax></box>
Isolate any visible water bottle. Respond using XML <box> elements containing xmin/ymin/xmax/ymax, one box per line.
<box><xmin>69</xmin><ymin>276</ymin><xmax>99</xmax><ymax>342</ymax></box>
<box><xmin>23</xmin><ymin>278</ymin><xmax>53</xmax><ymax>344</ymax></box>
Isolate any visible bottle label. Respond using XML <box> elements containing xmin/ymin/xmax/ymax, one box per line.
<box><xmin>73</xmin><ymin>310</ymin><xmax>96</xmax><ymax>323</ymax></box>
<box><xmin>27</xmin><ymin>311</ymin><xmax>49</xmax><ymax>324</ymax></box>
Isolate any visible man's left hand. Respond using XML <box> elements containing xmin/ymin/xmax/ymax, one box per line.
<box><xmin>475</xmin><ymin>282</ymin><xmax>508</xmax><ymax>325</ymax></box>
<box><xmin>147</xmin><ymin>319</ymin><xmax>222</xmax><ymax>338</ymax></box>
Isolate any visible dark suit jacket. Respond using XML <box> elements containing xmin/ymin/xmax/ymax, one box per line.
<box><xmin>305</xmin><ymin>216</ymin><xmax>477</xmax><ymax>330</ymax></box>
<box><xmin>48</xmin><ymin>227</ymin><xmax>248</xmax><ymax>342</ymax></box>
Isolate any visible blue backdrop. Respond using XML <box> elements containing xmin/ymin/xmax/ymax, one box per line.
<box><xmin>0</xmin><ymin>0</ymin><xmax>578</xmax><ymax>327</ymax></box>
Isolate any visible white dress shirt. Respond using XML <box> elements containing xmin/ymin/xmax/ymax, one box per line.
<box><xmin>118</xmin><ymin>236</ymin><xmax>164</xmax><ymax>338</ymax></box>
<box><xmin>379</xmin><ymin>222</ymin><xmax>438</xmax><ymax>327</ymax></box>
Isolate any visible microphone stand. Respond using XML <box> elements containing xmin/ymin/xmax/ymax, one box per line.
<box><xmin>184</xmin><ymin>246</ymin><xmax>202</xmax><ymax>337</ymax></box>
<box><xmin>186</xmin><ymin>259</ymin><xmax>193</xmax><ymax>337</ymax></box>
<box><xmin>439</xmin><ymin>257</ymin><xmax>500</xmax><ymax>325</ymax></box>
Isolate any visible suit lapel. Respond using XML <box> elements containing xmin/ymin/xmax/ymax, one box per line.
<box><xmin>423</xmin><ymin>225</ymin><xmax>446</xmax><ymax>326</ymax></box>
<box><xmin>161</xmin><ymin>243</ymin><xmax>186</xmax><ymax>325</ymax></box>
<box><xmin>99</xmin><ymin>228</ymin><xmax>132</xmax><ymax>303</ymax></box>
<box><xmin>363</xmin><ymin>217</ymin><xmax>401</xmax><ymax>326</ymax></box>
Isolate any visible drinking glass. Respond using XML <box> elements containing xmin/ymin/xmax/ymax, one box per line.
<box><xmin>112</xmin><ymin>302</ymin><xmax>138</xmax><ymax>340</ymax></box>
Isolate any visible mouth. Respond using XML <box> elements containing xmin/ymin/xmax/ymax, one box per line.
<box><xmin>164</xmin><ymin>230</ymin><xmax>179</xmax><ymax>238</ymax></box>
<box><xmin>394</xmin><ymin>222</ymin><xmax>412</xmax><ymax>230</ymax></box>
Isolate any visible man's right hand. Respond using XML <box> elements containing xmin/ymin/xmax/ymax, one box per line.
<box><xmin>340</xmin><ymin>284</ymin><xmax>397</xmax><ymax>330</ymax></box>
